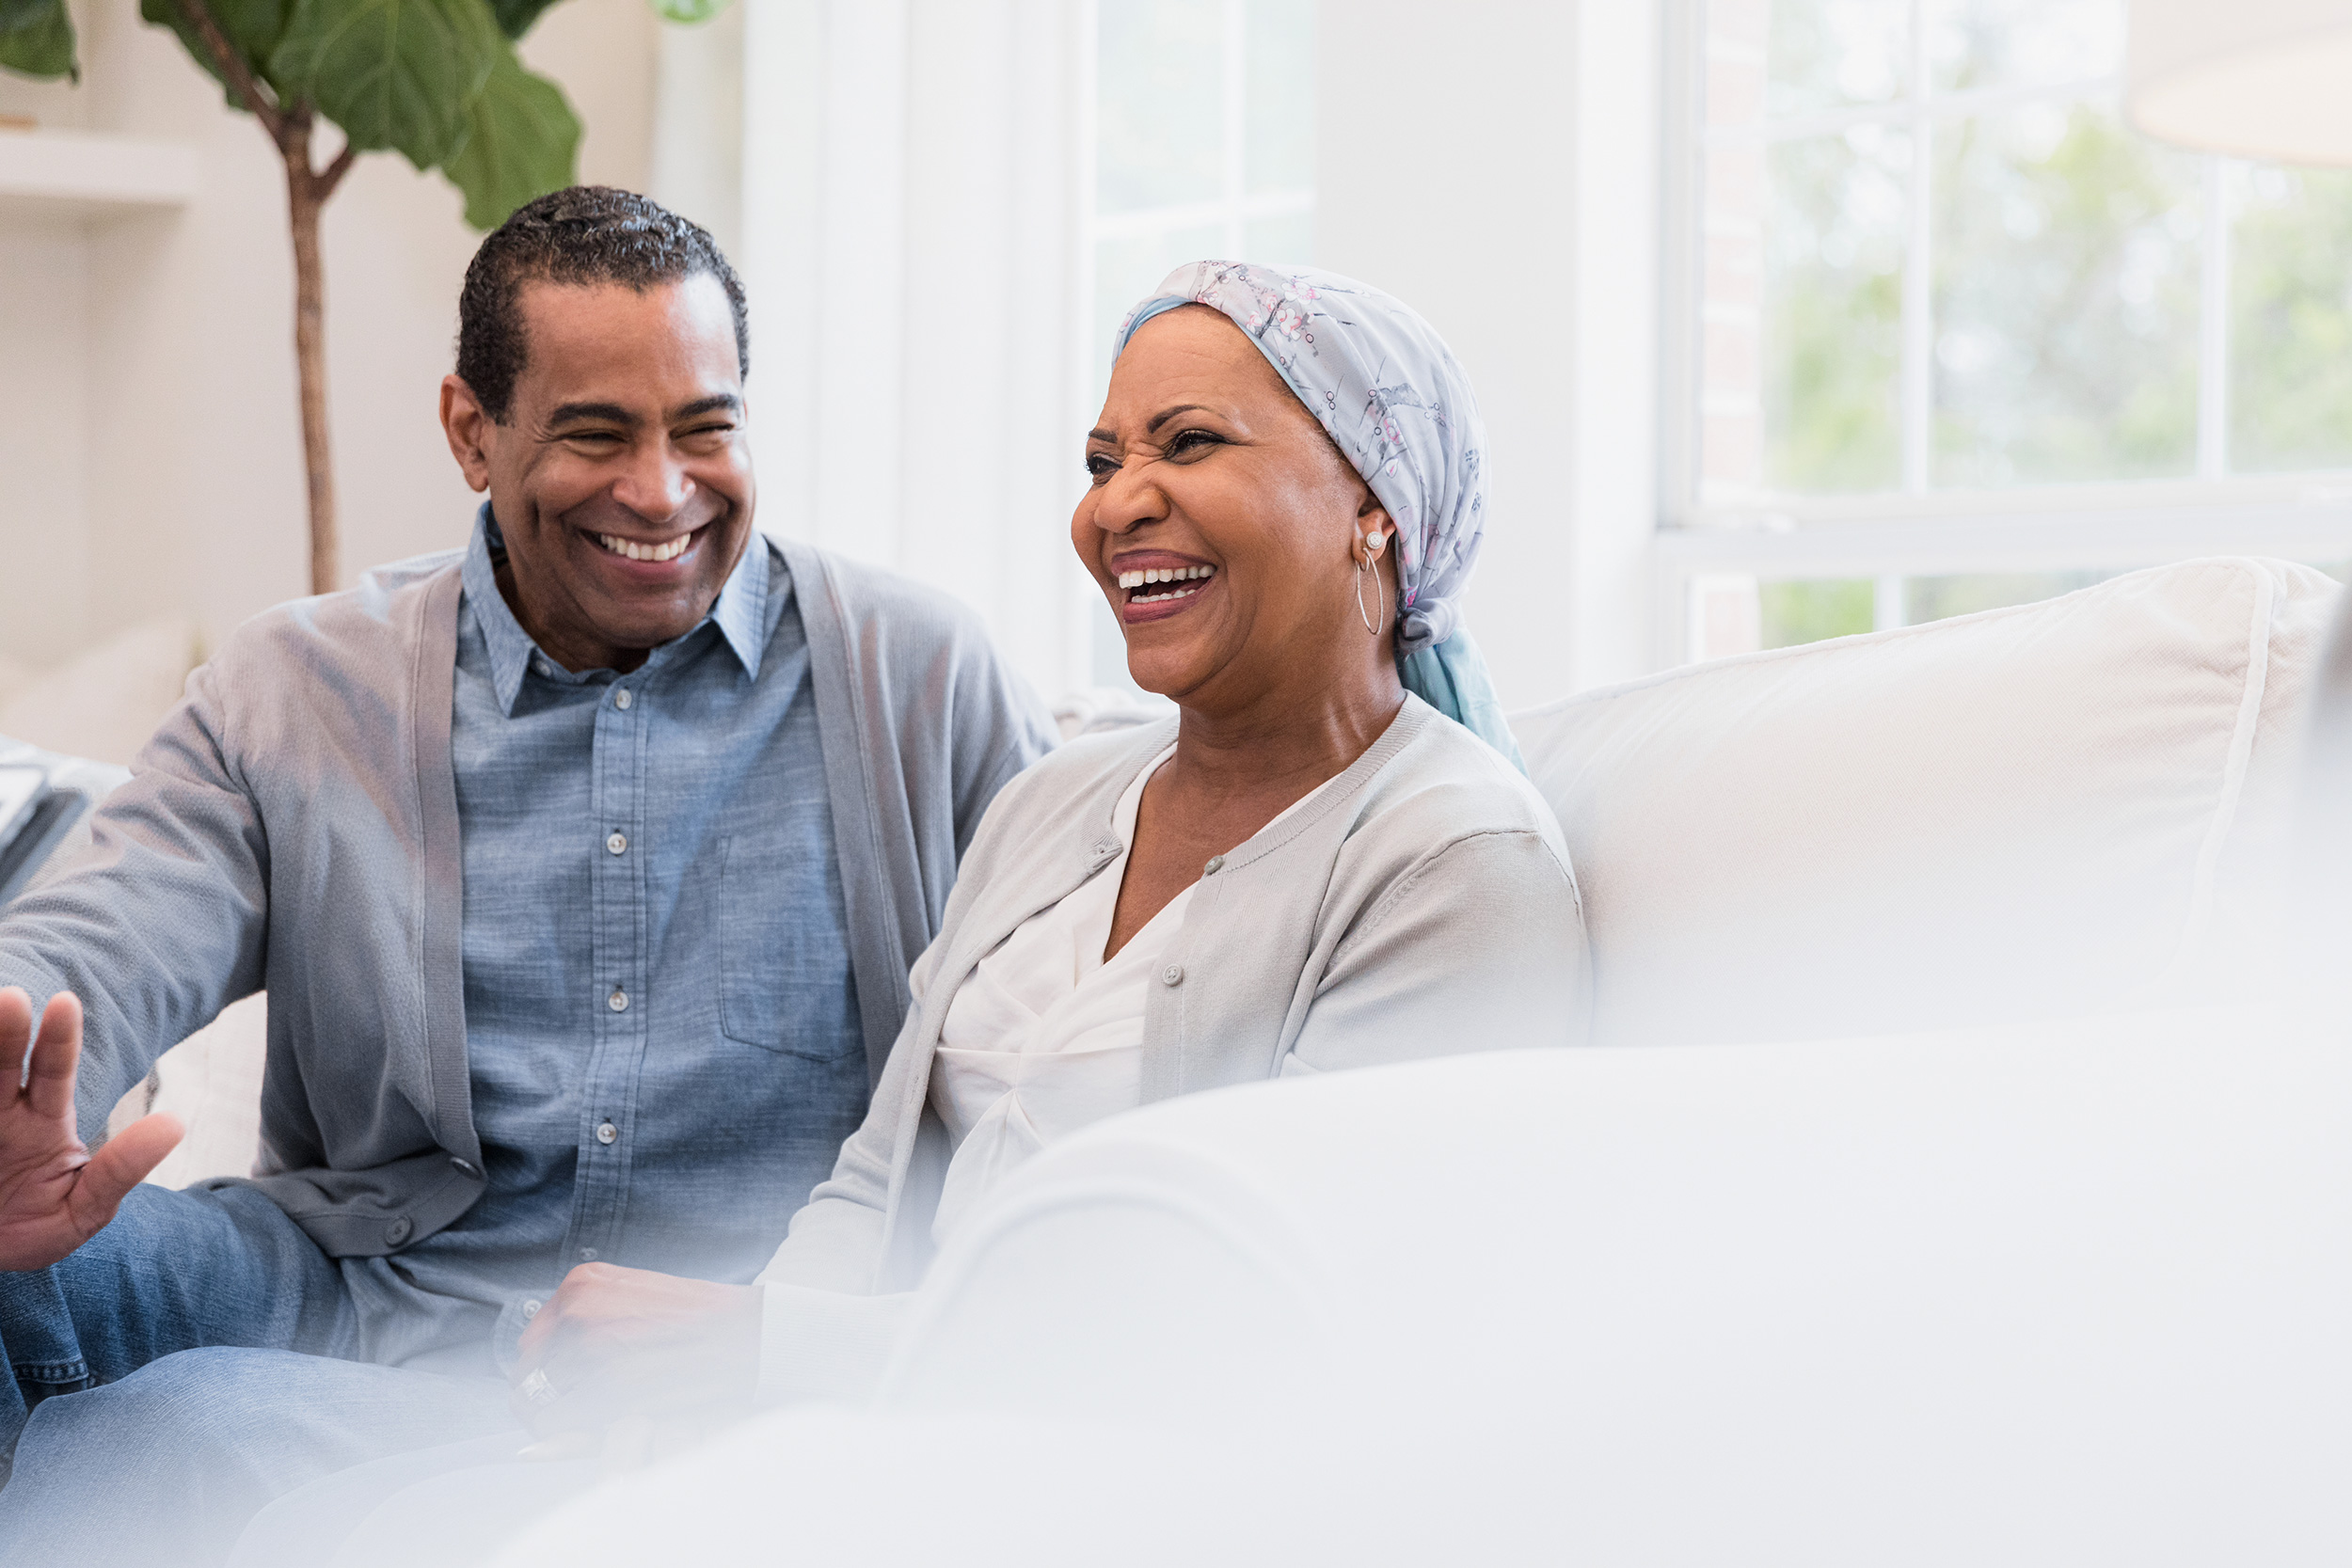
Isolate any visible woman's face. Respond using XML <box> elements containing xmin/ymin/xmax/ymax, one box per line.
<box><xmin>1074</xmin><ymin>306</ymin><xmax>1393</xmax><ymax>707</ymax></box>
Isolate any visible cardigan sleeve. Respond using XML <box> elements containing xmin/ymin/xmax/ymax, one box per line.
<box><xmin>1286</xmin><ymin>827</ymin><xmax>1592</xmax><ymax>1073</ymax></box>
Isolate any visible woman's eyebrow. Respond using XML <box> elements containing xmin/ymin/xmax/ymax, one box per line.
<box><xmin>1144</xmin><ymin>404</ymin><xmax>1213</xmax><ymax>436</ymax></box>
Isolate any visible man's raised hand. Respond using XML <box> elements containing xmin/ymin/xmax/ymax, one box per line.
<box><xmin>0</xmin><ymin>987</ymin><xmax>181</xmax><ymax>1271</ymax></box>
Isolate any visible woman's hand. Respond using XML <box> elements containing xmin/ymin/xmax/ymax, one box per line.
<box><xmin>509</xmin><ymin>1261</ymin><xmax>762</xmax><ymax>1439</ymax></box>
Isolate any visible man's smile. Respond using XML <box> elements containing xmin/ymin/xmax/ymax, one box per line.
<box><xmin>591</xmin><ymin>527</ymin><xmax>702</xmax><ymax>564</ymax></box>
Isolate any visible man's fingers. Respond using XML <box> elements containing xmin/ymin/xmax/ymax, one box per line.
<box><xmin>22</xmin><ymin>991</ymin><xmax>83</xmax><ymax>1121</ymax></box>
<box><xmin>0</xmin><ymin>988</ymin><xmax>32</xmax><ymax>1093</ymax></box>
<box><xmin>64</xmin><ymin>1112</ymin><xmax>183</xmax><ymax>1238</ymax></box>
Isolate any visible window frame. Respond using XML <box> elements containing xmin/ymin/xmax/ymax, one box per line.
<box><xmin>1654</xmin><ymin>0</ymin><xmax>2352</xmax><ymax>658</ymax></box>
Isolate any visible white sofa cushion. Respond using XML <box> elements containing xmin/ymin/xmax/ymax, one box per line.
<box><xmin>850</xmin><ymin>1019</ymin><xmax>2347</xmax><ymax>1565</ymax></box>
<box><xmin>1512</xmin><ymin>558</ymin><xmax>2338</xmax><ymax>1049</ymax></box>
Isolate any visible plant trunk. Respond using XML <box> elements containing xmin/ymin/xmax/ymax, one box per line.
<box><xmin>283</xmin><ymin>127</ymin><xmax>339</xmax><ymax>597</ymax></box>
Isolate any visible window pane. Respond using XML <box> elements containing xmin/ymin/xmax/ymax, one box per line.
<box><xmin>1098</xmin><ymin>0</ymin><xmax>1223</xmax><ymax>215</ymax></box>
<box><xmin>1094</xmin><ymin>223</ymin><xmax>1225</xmax><ymax>399</ymax></box>
<box><xmin>1756</xmin><ymin>128</ymin><xmax>1908</xmax><ymax>493</ymax></box>
<box><xmin>1243</xmin><ymin>209</ymin><xmax>1312</xmax><ymax>266</ymax></box>
<box><xmin>1246</xmin><ymin>0</ymin><xmax>1313</xmax><ymax>195</ymax></box>
<box><xmin>1759</xmin><ymin>578</ymin><xmax>1873</xmax><ymax>647</ymax></box>
<box><xmin>1925</xmin><ymin>0</ymin><xmax>2122</xmax><ymax>96</ymax></box>
<box><xmin>2231</xmin><ymin>163</ymin><xmax>2352</xmax><ymax>474</ymax></box>
<box><xmin>1759</xmin><ymin>0</ymin><xmax>1907</xmax><ymax>120</ymax></box>
<box><xmin>1932</xmin><ymin>103</ymin><xmax>2200</xmax><ymax>486</ymax></box>
<box><xmin>1904</xmin><ymin>570</ymin><xmax>2109</xmax><ymax>624</ymax></box>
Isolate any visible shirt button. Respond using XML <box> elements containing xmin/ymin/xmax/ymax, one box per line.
<box><xmin>384</xmin><ymin>1217</ymin><xmax>413</xmax><ymax>1245</ymax></box>
<box><xmin>605</xmin><ymin>831</ymin><xmax>628</xmax><ymax>856</ymax></box>
<box><xmin>613</xmin><ymin>688</ymin><xmax>633</xmax><ymax>710</ymax></box>
<box><xmin>596</xmin><ymin>1120</ymin><xmax>619</xmax><ymax>1145</ymax></box>
<box><xmin>1092</xmin><ymin>838</ymin><xmax>1120</xmax><ymax>858</ymax></box>
<box><xmin>608</xmin><ymin>988</ymin><xmax>628</xmax><ymax>1012</ymax></box>
<box><xmin>1202</xmin><ymin>855</ymin><xmax>1225</xmax><ymax>875</ymax></box>
<box><xmin>532</xmin><ymin>657</ymin><xmax>552</xmax><ymax>678</ymax></box>
<box><xmin>1160</xmin><ymin>965</ymin><xmax>1184</xmax><ymax>987</ymax></box>
<box><xmin>522</xmin><ymin>1298</ymin><xmax>543</xmax><ymax>1320</ymax></box>
<box><xmin>578</xmin><ymin>1247</ymin><xmax>598</xmax><ymax>1262</ymax></box>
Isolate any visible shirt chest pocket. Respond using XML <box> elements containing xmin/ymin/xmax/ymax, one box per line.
<box><xmin>719</xmin><ymin>835</ymin><xmax>863</xmax><ymax>1059</ymax></box>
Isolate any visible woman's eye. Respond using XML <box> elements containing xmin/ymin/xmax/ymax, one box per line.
<box><xmin>1165</xmin><ymin>429</ymin><xmax>1222</xmax><ymax>458</ymax></box>
<box><xmin>1085</xmin><ymin>451</ymin><xmax>1119</xmax><ymax>480</ymax></box>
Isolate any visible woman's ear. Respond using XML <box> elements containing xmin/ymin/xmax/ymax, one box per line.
<box><xmin>1355</xmin><ymin>494</ymin><xmax>1396</xmax><ymax>562</ymax></box>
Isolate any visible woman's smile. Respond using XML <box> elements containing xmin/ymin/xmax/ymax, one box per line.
<box><xmin>1110</xmin><ymin>549</ymin><xmax>1221</xmax><ymax>624</ymax></box>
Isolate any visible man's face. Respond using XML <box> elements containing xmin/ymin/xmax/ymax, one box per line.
<box><xmin>440</xmin><ymin>274</ymin><xmax>755</xmax><ymax>672</ymax></box>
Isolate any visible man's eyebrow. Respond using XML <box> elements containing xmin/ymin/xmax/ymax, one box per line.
<box><xmin>545</xmin><ymin>402</ymin><xmax>638</xmax><ymax>428</ymax></box>
<box><xmin>1144</xmin><ymin>404</ymin><xmax>1212</xmax><ymax>436</ymax></box>
<box><xmin>672</xmin><ymin>394</ymin><xmax>742</xmax><ymax>421</ymax></box>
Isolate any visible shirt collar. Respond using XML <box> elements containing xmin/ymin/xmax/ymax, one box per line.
<box><xmin>458</xmin><ymin>504</ymin><xmax>771</xmax><ymax>716</ymax></box>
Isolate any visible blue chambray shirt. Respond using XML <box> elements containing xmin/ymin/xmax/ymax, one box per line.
<box><xmin>341</xmin><ymin>509</ymin><xmax>868</xmax><ymax>1374</ymax></box>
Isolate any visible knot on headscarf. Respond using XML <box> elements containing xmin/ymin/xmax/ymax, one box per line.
<box><xmin>1113</xmin><ymin>261</ymin><xmax>1520</xmax><ymax>767</ymax></box>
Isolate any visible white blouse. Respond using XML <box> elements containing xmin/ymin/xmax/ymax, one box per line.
<box><xmin>927</xmin><ymin>747</ymin><xmax>1327</xmax><ymax>1244</ymax></box>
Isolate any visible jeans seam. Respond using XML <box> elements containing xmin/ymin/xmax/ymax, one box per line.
<box><xmin>11</xmin><ymin>1359</ymin><xmax>90</xmax><ymax>1384</ymax></box>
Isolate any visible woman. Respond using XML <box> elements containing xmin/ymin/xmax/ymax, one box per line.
<box><xmin>684</xmin><ymin>261</ymin><xmax>1587</xmax><ymax>1406</ymax></box>
<box><xmin>221</xmin><ymin>263</ymin><xmax>1593</xmax><ymax>1563</ymax></box>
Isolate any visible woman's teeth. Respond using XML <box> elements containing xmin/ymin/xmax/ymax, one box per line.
<box><xmin>1119</xmin><ymin>564</ymin><xmax>1215</xmax><ymax>603</ymax></box>
<box><xmin>597</xmin><ymin>532</ymin><xmax>691</xmax><ymax>562</ymax></box>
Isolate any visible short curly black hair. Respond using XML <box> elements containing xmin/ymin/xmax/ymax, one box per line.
<box><xmin>455</xmin><ymin>186</ymin><xmax>749</xmax><ymax>423</ymax></box>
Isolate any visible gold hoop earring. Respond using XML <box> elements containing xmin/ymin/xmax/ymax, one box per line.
<box><xmin>1356</xmin><ymin>543</ymin><xmax>1387</xmax><ymax>637</ymax></box>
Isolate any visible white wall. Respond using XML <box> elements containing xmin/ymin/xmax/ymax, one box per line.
<box><xmin>0</xmin><ymin>0</ymin><xmax>658</xmax><ymax>667</ymax></box>
<box><xmin>1315</xmin><ymin>0</ymin><xmax>1660</xmax><ymax>707</ymax></box>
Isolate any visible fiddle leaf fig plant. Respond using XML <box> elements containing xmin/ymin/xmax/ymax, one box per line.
<box><xmin>0</xmin><ymin>0</ymin><xmax>729</xmax><ymax>595</ymax></box>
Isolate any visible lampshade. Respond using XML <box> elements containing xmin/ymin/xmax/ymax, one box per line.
<box><xmin>2128</xmin><ymin>0</ymin><xmax>2352</xmax><ymax>166</ymax></box>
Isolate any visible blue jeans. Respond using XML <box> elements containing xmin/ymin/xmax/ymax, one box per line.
<box><xmin>0</xmin><ymin>1183</ymin><xmax>518</xmax><ymax>1566</ymax></box>
<box><xmin>0</xmin><ymin>1181</ymin><xmax>354</xmax><ymax>1454</ymax></box>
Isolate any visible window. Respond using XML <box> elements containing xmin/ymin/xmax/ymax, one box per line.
<box><xmin>1082</xmin><ymin>0</ymin><xmax>1316</xmax><ymax>683</ymax></box>
<box><xmin>1669</xmin><ymin>0</ymin><xmax>2352</xmax><ymax>659</ymax></box>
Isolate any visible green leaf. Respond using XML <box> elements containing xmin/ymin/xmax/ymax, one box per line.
<box><xmin>138</xmin><ymin>0</ymin><xmax>292</xmax><ymax>108</ymax></box>
<box><xmin>270</xmin><ymin>0</ymin><xmax>500</xmax><ymax>170</ymax></box>
<box><xmin>650</xmin><ymin>0</ymin><xmax>728</xmax><ymax>22</ymax></box>
<box><xmin>485</xmin><ymin>0</ymin><xmax>561</xmax><ymax>39</ymax></box>
<box><xmin>0</xmin><ymin>0</ymin><xmax>76</xmax><ymax>82</ymax></box>
<box><xmin>438</xmin><ymin>40</ymin><xmax>577</xmax><ymax>230</ymax></box>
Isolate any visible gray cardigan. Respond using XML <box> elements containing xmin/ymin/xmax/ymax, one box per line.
<box><xmin>759</xmin><ymin>695</ymin><xmax>1592</xmax><ymax>1303</ymax></box>
<box><xmin>0</xmin><ymin>539</ymin><xmax>1054</xmax><ymax>1258</ymax></box>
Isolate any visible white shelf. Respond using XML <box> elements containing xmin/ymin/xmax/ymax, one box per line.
<box><xmin>0</xmin><ymin>127</ymin><xmax>198</xmax><ymax>220</ymax></box>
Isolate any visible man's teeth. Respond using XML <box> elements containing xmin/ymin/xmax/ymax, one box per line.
<box><xmin>597</xmin><ymin>532</ymin><xmax>691</xmax><ymax>562</ymax></box>
<box><xmin>1117</xmin><ymin>565</ymin><xmax>1215</xmax><ymax>591</ymax></box>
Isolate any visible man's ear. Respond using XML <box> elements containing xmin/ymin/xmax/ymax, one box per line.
<box><xmin>440</xmin><ymin>375</ymin><xmax>496</xmax><ymax>494</ymax></box>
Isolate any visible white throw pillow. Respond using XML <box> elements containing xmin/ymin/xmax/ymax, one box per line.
<box><xmin>1512</xmin><ymin>558</ymin><xmax>2338</xmax><ymax>1049</ymax></box>
<box><xmin>0</xmin><ymin>617</ymin><xmax>203</xmax><ymax>768</ymax></box>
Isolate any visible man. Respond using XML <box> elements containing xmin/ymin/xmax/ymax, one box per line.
<box><xmin>0</xmin><ymin>187</ymin><xmax>1053</xmax><ymax>1557</ymax></box>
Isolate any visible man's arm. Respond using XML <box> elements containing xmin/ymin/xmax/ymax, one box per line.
<box><xmin>945</xmin><ymin>633</ymin><xmax>1058</xmax><ymax>858</ymax></box>
<box><xmin>0</xmin><ymin>658</ymin><xmax>272</xmax><ymax>1139</ymax></box>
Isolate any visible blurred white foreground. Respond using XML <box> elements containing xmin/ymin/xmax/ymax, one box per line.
<box><xmin>492</xmin><ymin>1005</ymin><xmax>2351</xmax><ymax>1567</ymax></box>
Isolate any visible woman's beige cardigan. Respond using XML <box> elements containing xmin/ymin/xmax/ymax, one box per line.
<box><xmin>754</xmin><ymin>695</ymin><xmax>1591</xmax><ymax>1401</ymax></box>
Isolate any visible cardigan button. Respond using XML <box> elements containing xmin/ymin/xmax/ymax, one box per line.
<box><xmin>384</xmin><ymin>1217</ymin><xmax>413</xmax><ymax>1246</ymax></box>
<box><xmin>450</xmin><ymin>1156</ymin><xmax>481</xmax><ymax>1179</ymax></box>
<box><xmin>1160</xmin><ymin>965</ymin><xmax>1184</xmax><ymax>987</ymax></box>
